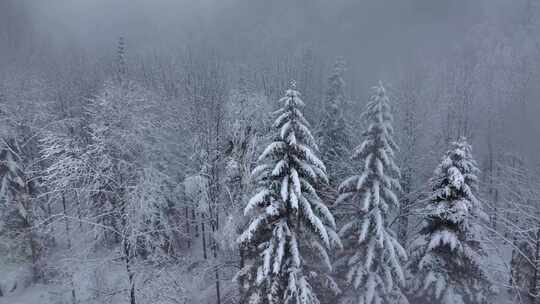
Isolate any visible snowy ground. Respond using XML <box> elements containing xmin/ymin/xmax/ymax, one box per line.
<box><xmin>0</xmin><ymin>284</ymin><xmax>57</xmax><ymax>304</ymax></box>
<box><xmin>0</xmin><ymin>222</ymin><xmax>522</xmax><ymax>304</ymax></box>
<box><xmin>0</xmin><ymin>239</ymin><xmax>237</xmax><ymax>304</ymax></box>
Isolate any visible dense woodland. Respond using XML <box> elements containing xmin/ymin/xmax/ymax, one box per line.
<box><xmin>1</xmin><ymin>0</ymin><xmax>540</xmax><ymax>303</ymax></box>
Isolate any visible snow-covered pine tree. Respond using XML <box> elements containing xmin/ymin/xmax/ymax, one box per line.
<box><xmin>335</xmin><ymin>82</ymin><xmax>407</xmax><ymax>304</ymax></box>
<box><xmin>237</xmin><ymin>82</ymin><xmax>341</xmax><ymax>304</ymax></box>
<box><xmin>408</xmin><ymin>137</ymin><xmax>492</xmax><ymax>304</ymax></box>
<box><xmin>318</xmin><ymin>58</ymin><xmax>351</xmax><ymax>192</ymax></box>
<box><xmin>0</xmin><ymin>139</ymin><xmax>41</xmax><ymax>281</ymax></box>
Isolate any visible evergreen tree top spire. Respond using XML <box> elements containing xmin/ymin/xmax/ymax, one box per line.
<box><xmin>426</xmin><ymin>136</ymin><xmax>485</xmax><ymax>230</ymax></box>
<box><xmin>290</xmin><ymin>79</ymin><xmax>297</xmax><ymax>90</ymax></box>
<box><xmin>355</xmin><ymin>82</ymin><xmax>398</xmax><ymax>163</ymax></box>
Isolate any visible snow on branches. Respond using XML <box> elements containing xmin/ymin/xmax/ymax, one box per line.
<box><xmin>238</xmin><ymin>83</ymin><xmax>340</xmax><ymax>304</ymax></box>
<box><xmin>408</xmin><ymin>137</ymin><xmax>492</xmax><ymax>304</ymax></box>
<box><xmin>336</xmin><ymin>83</ymin><xmax>407</xmax><ymax>304</ymax></box>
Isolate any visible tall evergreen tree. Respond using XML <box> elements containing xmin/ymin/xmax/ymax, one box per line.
<box><xmin>318</xmin><ymin>58</ymin><xmax>351</xmax><ymax>191</ymax></box>
<box><xmin>0</xmin><ymin>139</ymin><xmax>41</xmax><ymax>281</ymax></box>
<box><xmin>237</xmin><ymin>82</ymin><xmax>341</xmax><ymax>304</ymax></box>
<box><xmin>335</xmin><ymin>83</ymin><xmax>407</xmax><ymax>304</ymax></box>
<box><xmin>408</xmin><ymin>137</ymin><xmax>492</xmax><ymax>304</ymax></box>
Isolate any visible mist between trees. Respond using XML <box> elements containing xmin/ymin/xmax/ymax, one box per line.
<box><xmin>1</xmin><ymin>1</ymin><xmax>540</xmax><ymax>304</ymax></box>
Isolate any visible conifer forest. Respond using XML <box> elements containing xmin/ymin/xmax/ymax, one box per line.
<box><xmin>1</xmin><ymin>1</ymin><xmax>540</xmax><ymax>303</ymax></box>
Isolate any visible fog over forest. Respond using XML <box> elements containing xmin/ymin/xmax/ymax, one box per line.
<box><xmin>1</xmin><ymin>1</ymin><xmax>540</xmax><ymax>304</ymax></box>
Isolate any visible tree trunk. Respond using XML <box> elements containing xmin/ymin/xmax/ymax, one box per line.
<box><xmin>202</xmin><ymin>213</ymin><xmax>207</xmax><ymax>259</ymax></box>
<box><xmin>531</xmin><ymin>228</ymin><xmax>540</xmax><ymax>303</ymax></box>
<box><xmin>21</xmin><ymin>191</ymin><xmax>40</xmax><ymax>282</ymax></box>
<box><xmin>215</xmin><ymin>263</ymin><xmax>221</xmax><ymax>304</ymax></box>
<box><xmin>185</xmin><ymin>206</ymin><xmax>191</xmax><ymax>249</ymax></box>
<box><xmin>124</xmin><ymin>239</ymin><xmax>136</xmax><ymax>304</ymax></box>
<box><xmin>397</xmin><ymin>197</ymin><xmax>409</xmax><ymax>245</ymax></box>
<box><xmin>47</xmin><ymin>195</ymin><xmax>56</xmax><ymax>246</ymax></box>
<box><xmin>28</xmin><ymin>224</ymin><xmax>39</xmax><ymax>282</ymax></box>
<box><xmin>212</xmin><ymin>218</ymin><xmax>221</xmax><ymax>304</ymax></box>
<box><xmin>193</xmin><ymin>209</ymin><xmax>198</xmax><ymax>237</ymax></box>
<box><xmin>62</xmin><ymin>194</ymin><xmax>77</xmax><ymax>304</ymax></box>
<box><xmin>397</xmin><ymin>170</ymin><xmax>412</xmax><ymax>245</ymax></box>
<box><xmin>238</xmin><ymin>245</ymin><xmax>245</xmax><ymax>302</ymax></box>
